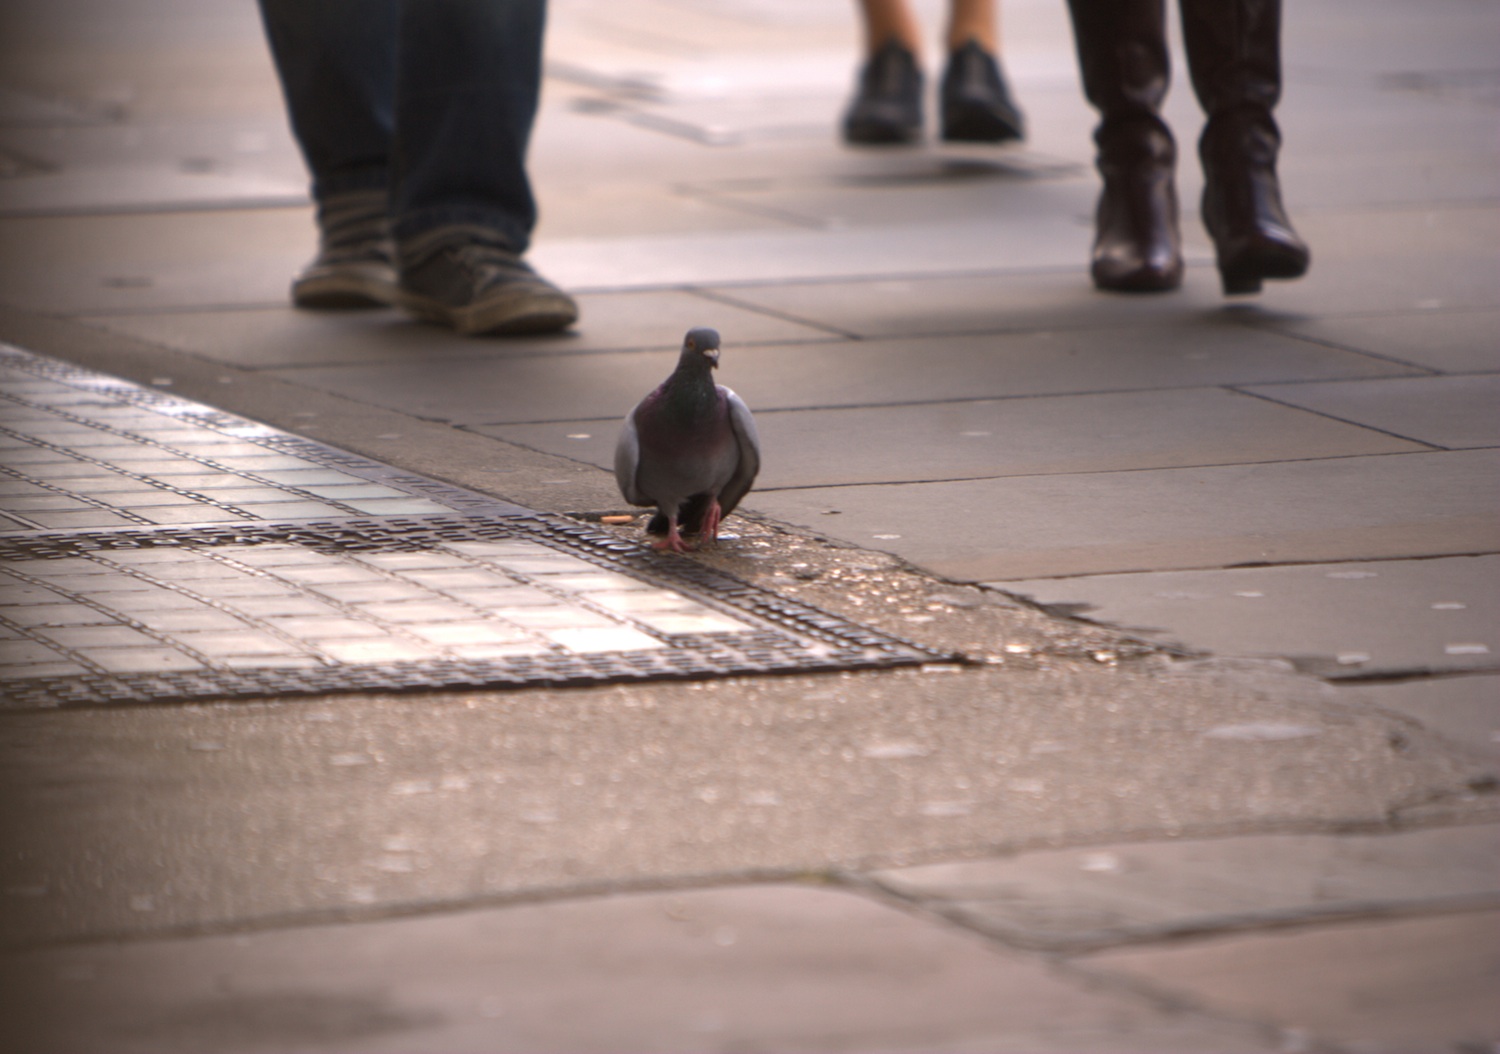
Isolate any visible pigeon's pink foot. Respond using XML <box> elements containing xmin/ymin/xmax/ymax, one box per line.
<box><xmin>691</xmin><ymin>499</ymin><xmax>724</xmax><ymax>550</ymax></box>
<box><xmin>651</xmin><ymin>521</ymin><xmax>691</xmax><ymax>553</ymax></box>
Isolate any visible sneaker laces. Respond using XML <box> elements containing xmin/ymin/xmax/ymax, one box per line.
<box><xmin>313</xmin><ymin>196</ymin><xmax>391</xmax><ymax>270</ymax></box>
<box><xmin>441</xmin><ymin>241</ymin><xmax>536</xmax><ymax>284</ymax></box>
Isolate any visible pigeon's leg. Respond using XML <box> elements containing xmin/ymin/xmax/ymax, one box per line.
<box><xmin>650</xmin><ymin>513</ymin><xmax>692</xmax><ymax>553</ymax></box>
<box><xmin>692</xmin><ymin>498</ymin><xmax>724</xmax><ymax>550</ymax></box>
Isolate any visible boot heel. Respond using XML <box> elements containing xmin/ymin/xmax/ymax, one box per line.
<box><xmin>1220</xmin><ymin>268</ymin><xmax>1263</xmax><ymax>296</ymax></box>
<box><xmin>1214</xmin><ymin>236</ymin><xmax>1310</xmax><ymax>295</ymax></box>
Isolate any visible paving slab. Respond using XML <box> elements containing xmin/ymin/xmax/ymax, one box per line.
<box><xmin>0</xmin><ymin>164</ymin><xmax>305</xmax><ymax>218</ymax></box>
<box><xmin>0</xmin><ymin>884</ymin><xmax>1280</xmax><ymax>1054</ymax></box>
<box><xmin>0</xmin><ymin>0</ymin><xmax>288</xmax><ymax>121</ymax></box>
<box><xmin>1335</xmin><ymin>674</ymin><xmax>1500</xmax><ymax>763</ymax></box>
<box><xmin>993</xmin><ymin>555</ymin><xmax>1500</xmax><ymax>679</ymax></box>
<box><xmin>273</xmin><ymin>350</ymin><xmax>680</xmax><ymax>427</ymax></box>
<box><xmin>538</xmin><ymin>178</ymin><xmax>805</xmax><ymax>240</ymax></box>
<box><xmin>76</xmin><ymin>289</ymin><xmax>837</xmax><ymax>371</ymax></box>
<box><xmin>1276</xmin><ymin>74</ymin><xmax>1500</xmax><ymax>194</ymax></box>
<box><xmin>530</xmin><ymin>101</ymin><xmax>884</xmax><ymax>198</ymax></box>
<box><xmin>1247</xmin><ymin>205</ymin><xmax>1500</xmax><ymax>318</ymax></box>
<box><xmin>298</xmin><ymin>320</ymin><xmax>1420</xmax><ymax>430</ymax></box>
<box><xmin>750</xmin><ymin>449</ymin><xmax>1500</xmax><ymax>580</ymax></box>
<box><xmin>548</xmin><ymin>0</ymin><xmax>857</xmax><ymax>65</ymax></box>
<box><xmin>0</xmin><ymin>208</ymin><xmax>311</xmax><ymax>315</ymax></box>
<box><xmin>1081</xmin><ymin>909</ymin><xmax>1500</xmax><ymax>1054</ymax></box>
<box><xmin>869</xmin><ymin>825</ymin><xmax>1500</xmax><ymax>951</ymax></box>
<box><xmin>689</xmin><ymin>157</ymin><xmax>1087</xmax><ymax>230</ymax></box>
<box><xmin>553</xmin><ymin>123</ymin><xmax>1091</xmax><ymax>252</ymax></box>
<box><xmin>1263</xmin><ymin>308</ymin><xmax>1500</xmax><ymax>374</ymax></box>
<box><xmin>0</xmin><ymin>353</ymin><xmax>458</xmax><ymax>528</ymax></box>
<box><xmin>0</xmin><ymin>113</ymin><xmax>305</xmax><ymax>187</ymax></box>
<box><xmin>492</xmin><ymin>387</ymin><xmax>1428</xmax><ymax>492</ymax></box>
<box><xmin>1245</xmin><ymin>373</ymin><xmax>1500</xmax><ymax>450</ymax></box>
<box><xmin>1286</xmin><ymin>143</ymin><xmax>1500</xmax><ymax>212</ymax></box>
<box><xmin>1282</xmin><ymin>0</ymin><xmax>1500</xmax><ymax>74</ymax></box>
<box><xmin>705</xmin><ymin>204</ymin><xmax>1500</xmax><ymax>329</ymax></box>
<box><xmin>707</xmin><ymin>272</ymin><xmax>1231</xmax><ymax>340</ymax></box>
<box><xmin>531</xmin><ymin>208</ymin><xmax>1100</xmax><ymax>292</ymax></box>
<box><xmin>2</xmin><ymin>658</ymin><xmax>1478</xmax><ymax>947</ymax></box>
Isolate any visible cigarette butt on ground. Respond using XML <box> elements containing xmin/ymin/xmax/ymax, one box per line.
<box><xmin>600</xmin><ymin>515</ymin><xmax>636</xmax><ymax>525</ymax></box>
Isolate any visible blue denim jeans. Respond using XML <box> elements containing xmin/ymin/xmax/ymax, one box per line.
<box><xmin>257</xmin><ymin>0</ymin><xmax>545</xmax><ymax>254</ymax></box>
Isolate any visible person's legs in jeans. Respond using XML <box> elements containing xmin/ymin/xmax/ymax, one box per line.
<box><xmin>258</xmin><ymin>0</ymin><xmax>400</xmax><ymax>307</ymax></box>
<box><xmin>259</xmin><ymin>0</ymin><xmax>575</xmax><ymax>333</ymax></box>
<box><xmin>391</xmin><ymin>0</ymin><xmax>576</xmax><ymax>335</ymax></box>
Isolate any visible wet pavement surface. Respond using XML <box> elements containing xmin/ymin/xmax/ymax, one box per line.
<box><xmin>1</xmin><ymin>0</ymin><xmax>1498</xmax><ymax>1051</ymax></box>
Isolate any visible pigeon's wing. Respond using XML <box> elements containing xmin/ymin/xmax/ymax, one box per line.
<box><xmin>614</xmin><ymin>409</ymin><xmax>649</xmax><ymax>506</ymax></box>
<box><xmin>718</xmin><ymin>386</ymin><xmax>761</xmax><ymax>517</ymax></box>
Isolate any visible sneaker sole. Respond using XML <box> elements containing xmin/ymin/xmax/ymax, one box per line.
<box><xmin>292</xmin><ymin>267</ymin><xmax>400</xmax><ymax>309</ymax></box>
<box><xmin>843</xmin><ymin>119</ymin><xmax>923</xmax><ymax>146</ymax></box>
<box><xmin>400</xmin><ymin>288</ymin><xmax>578</xmax><ymax>336</ymax></box>
<box><xmin>941</xmin><ymin>101</ymin><xmax>1024</xmax><ymax>144</ymax></box>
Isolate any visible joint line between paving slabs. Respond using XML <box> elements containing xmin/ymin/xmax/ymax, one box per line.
<box><xmin>0</xmin><ymin>423</ymin><xmax>265</xmax><ymax>523</ymax></box>
<box><xmin>1228</xmin><ymin>386</ymin><xmax>1450</xmax><ymax>451</ymax></box>
<box><xmin>0</xmin><ymin>463</ymin><xmax>97</xmax><ymax>532</ymax></box>
<box><xmin>0</xmin><ymin>562</ymin><xmax>221</xmax><ymax>674</ymax></box>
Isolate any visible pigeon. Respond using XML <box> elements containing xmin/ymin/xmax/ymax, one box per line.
<box><xmin>615</xmin><ymin>327</ymin><xmax>760</xmax><ymax>553</ymax></box>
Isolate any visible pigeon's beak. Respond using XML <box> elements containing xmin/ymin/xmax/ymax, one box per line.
<box><xmin>704</xmin><ymin>348</ymin><xmax>720</xmax><ymax>368</ymax></box>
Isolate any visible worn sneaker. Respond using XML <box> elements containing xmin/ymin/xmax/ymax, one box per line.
<box><xmin>291</xmin><ymin>189</ymin><xmax>399</xmax><ymax>309</ymax></box>
<box><xmin>398</xmin><ymin>230</ymin><xmax>578</xmax><ymax>336</ymax></box>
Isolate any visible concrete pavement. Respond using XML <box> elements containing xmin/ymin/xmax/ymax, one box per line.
<box><xmin>1</xmin><ymin>0</ymin><xmax>1497</xmax><ymax>1050</ymax></box>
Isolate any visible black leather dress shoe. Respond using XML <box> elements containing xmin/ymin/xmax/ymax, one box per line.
<box><xmin>940</xmin><ymin>40</ymin><xmax>1025</xmax><ymax>143</ymax></box>
<box><xmin>842</xmin><ymin>40</ymin><xmax>923</xmax><ymax>145</ymax></box>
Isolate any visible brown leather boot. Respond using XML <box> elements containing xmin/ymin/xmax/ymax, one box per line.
<box><xmin>1066</xmin><ymin>0</ymin><xmax>1183</xmax><ymax>293</ymax></box>
<box><xmin>1181</xmin><ymin>0</ymin><xmax>1310</xmax><ymax>294</ymax></box>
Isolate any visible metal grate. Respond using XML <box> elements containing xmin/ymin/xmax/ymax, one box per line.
<box><xmin>0</xmin><ymin>345</ymin><xmax>938</xmax><ymax>707</ymax></box>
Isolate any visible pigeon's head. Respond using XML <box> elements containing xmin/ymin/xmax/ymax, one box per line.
<box><xmin>681</xmin><ymin>327</ymin><xmax>721</xmax><ymax>369</ymax></box>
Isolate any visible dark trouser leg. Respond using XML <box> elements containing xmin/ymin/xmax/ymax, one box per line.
<box><xmin>388</xmin><ymin>0</ymin><xmax>575</xmax><ymax>336</ymax></box>
<box><xmin>257</xmin><ymin>0</ymin><xmax>395</xmax><ymax>201</ymax></box>
<box><xmin>257</xmin><ymin>0</ymin><xmax>397</xmax><ymax>307</ymax></box>
<box><xmin>1065</xmin><ymin>0</ymin><xmax>1182</xmax><ymax>293</ymax></box>
<box><xmin>390</xmin><ymin>0</ymin><xmax>546</xmax><ymax>257</ymax></box>
<box><xmin>1180</xmin><ymin>0</ymin><xmax>1310</xmax><ymax>294</ymax></box>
